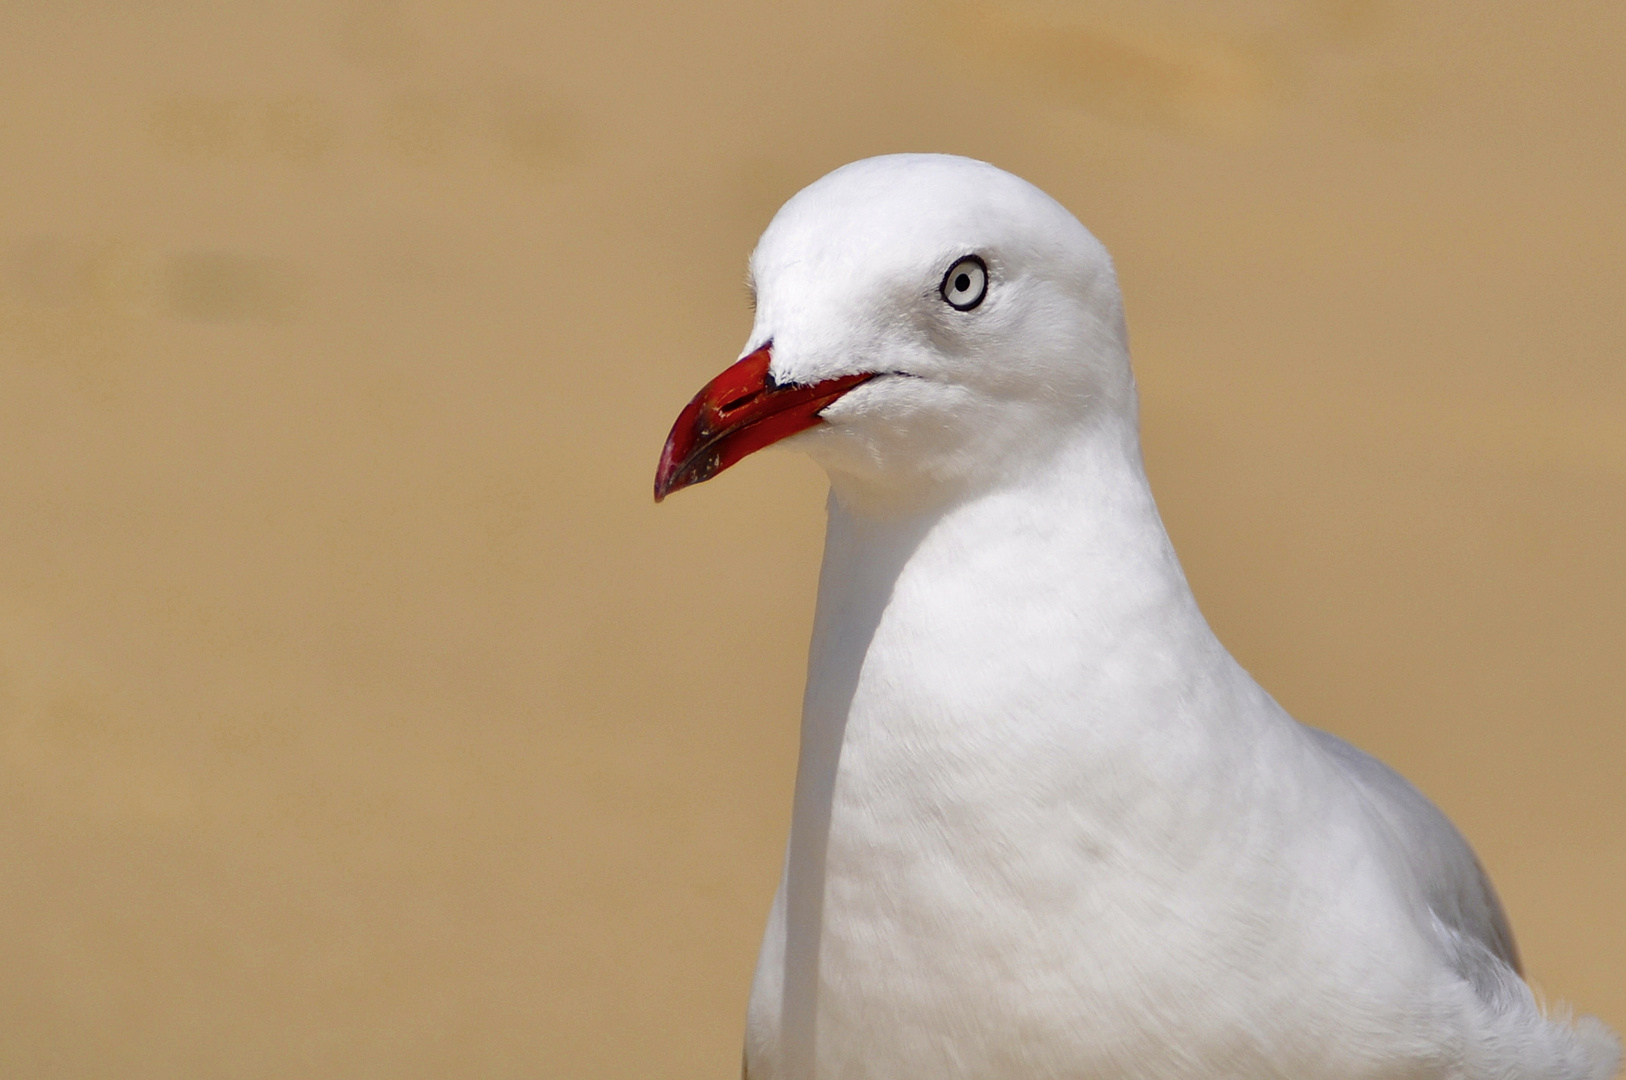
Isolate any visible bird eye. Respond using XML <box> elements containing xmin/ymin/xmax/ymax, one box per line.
<box><xmin>940</xmin><ymin>255</ymin><xmax>987</xmax><ymax>311</ymax></box>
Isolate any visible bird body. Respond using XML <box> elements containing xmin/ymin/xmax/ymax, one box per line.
<box><xmin>654</xmin><ymin>154</ymin><xmax>1619</xmax><ymax>1080</ymax></box>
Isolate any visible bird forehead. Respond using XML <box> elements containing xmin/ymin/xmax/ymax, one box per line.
<box><xmin>750</xmin><ymin>155</ymin><xmax>1091</xmax><ymax>301</ymax></box>
<box><xmin>753</xmin><ymin>204</ymin><xmax>970</xmax><ymax>288</ymax></box>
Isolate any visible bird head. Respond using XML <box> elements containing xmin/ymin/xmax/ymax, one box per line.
<box><xmin>655</xmin><ymin>154</ymin><xmax>1134</xmax><ymax>513</ymax></box>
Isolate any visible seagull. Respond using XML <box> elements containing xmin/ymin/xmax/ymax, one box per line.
<box><xmin>653</xmin><ymin>154</ymin><xmax>1620</xmax><ymax>1080</ymax></box>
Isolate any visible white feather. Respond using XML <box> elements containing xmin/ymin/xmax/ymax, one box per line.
<box><xmin>729</xmin><ymin>154</ymin><xmax>1618</xmax><ymax>1080</ymax></box>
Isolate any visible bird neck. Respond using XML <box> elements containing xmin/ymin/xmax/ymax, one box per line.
<box><xmin>803</xmin><ymin>415</ymin><xmax>1226</xmax><ymax>745</ymax></box>
<box><xmin>773</xmin><ymin>418</ymin><xmax>1267</xmax><ymax>1076</ymax></box>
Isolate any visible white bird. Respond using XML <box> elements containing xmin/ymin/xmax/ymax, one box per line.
<box><xmin>653</xmin><ymin>154</ymin><xmax>1620</xmax><ymax>1080</ymax></box>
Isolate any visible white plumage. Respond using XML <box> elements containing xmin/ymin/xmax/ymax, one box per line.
<box><xmin>669</xmin><ymin>154</ymin><xmax>1620</xmax><ymax>1080</ymax></box>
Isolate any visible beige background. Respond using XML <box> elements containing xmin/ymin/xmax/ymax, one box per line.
<box><xmin>0</xmin><ymin>1</ymin><xmax>1621</xmax><ymax>1076</ymax></box>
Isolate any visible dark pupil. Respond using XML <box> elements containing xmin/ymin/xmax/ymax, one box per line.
<box><xmin>954</xmin><ymin>273</ymin><xmax>971</xmax><ymax>292</ymax></box>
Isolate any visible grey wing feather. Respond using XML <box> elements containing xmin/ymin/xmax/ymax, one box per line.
<box><xmin>1304</xmin><ymin>726</ymin><xmax>1522</xmax><ymax>984</ymax></box>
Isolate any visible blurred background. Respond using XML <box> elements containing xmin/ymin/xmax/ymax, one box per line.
<box><xmin>0</xmin><ymin>1</ymin><xmax>1620</xmax><ymax>1075</ymax></box>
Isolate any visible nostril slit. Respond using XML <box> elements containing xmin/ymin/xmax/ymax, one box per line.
<box><xmin>720</xmin><ymin>392</ymin><xmax>759</xmax><ymax>413</ymax></box>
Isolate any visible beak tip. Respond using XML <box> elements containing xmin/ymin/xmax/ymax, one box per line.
<box><xmin>653</xmin><ymin>436</ymin><xmax>685</xmax><ymax>503</ymax></box>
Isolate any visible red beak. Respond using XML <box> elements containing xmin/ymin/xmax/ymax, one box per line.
<box><xmin>654</xmin><ymin>345</ymin><xmax>875</xmax><ymax>501</ymax></box>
